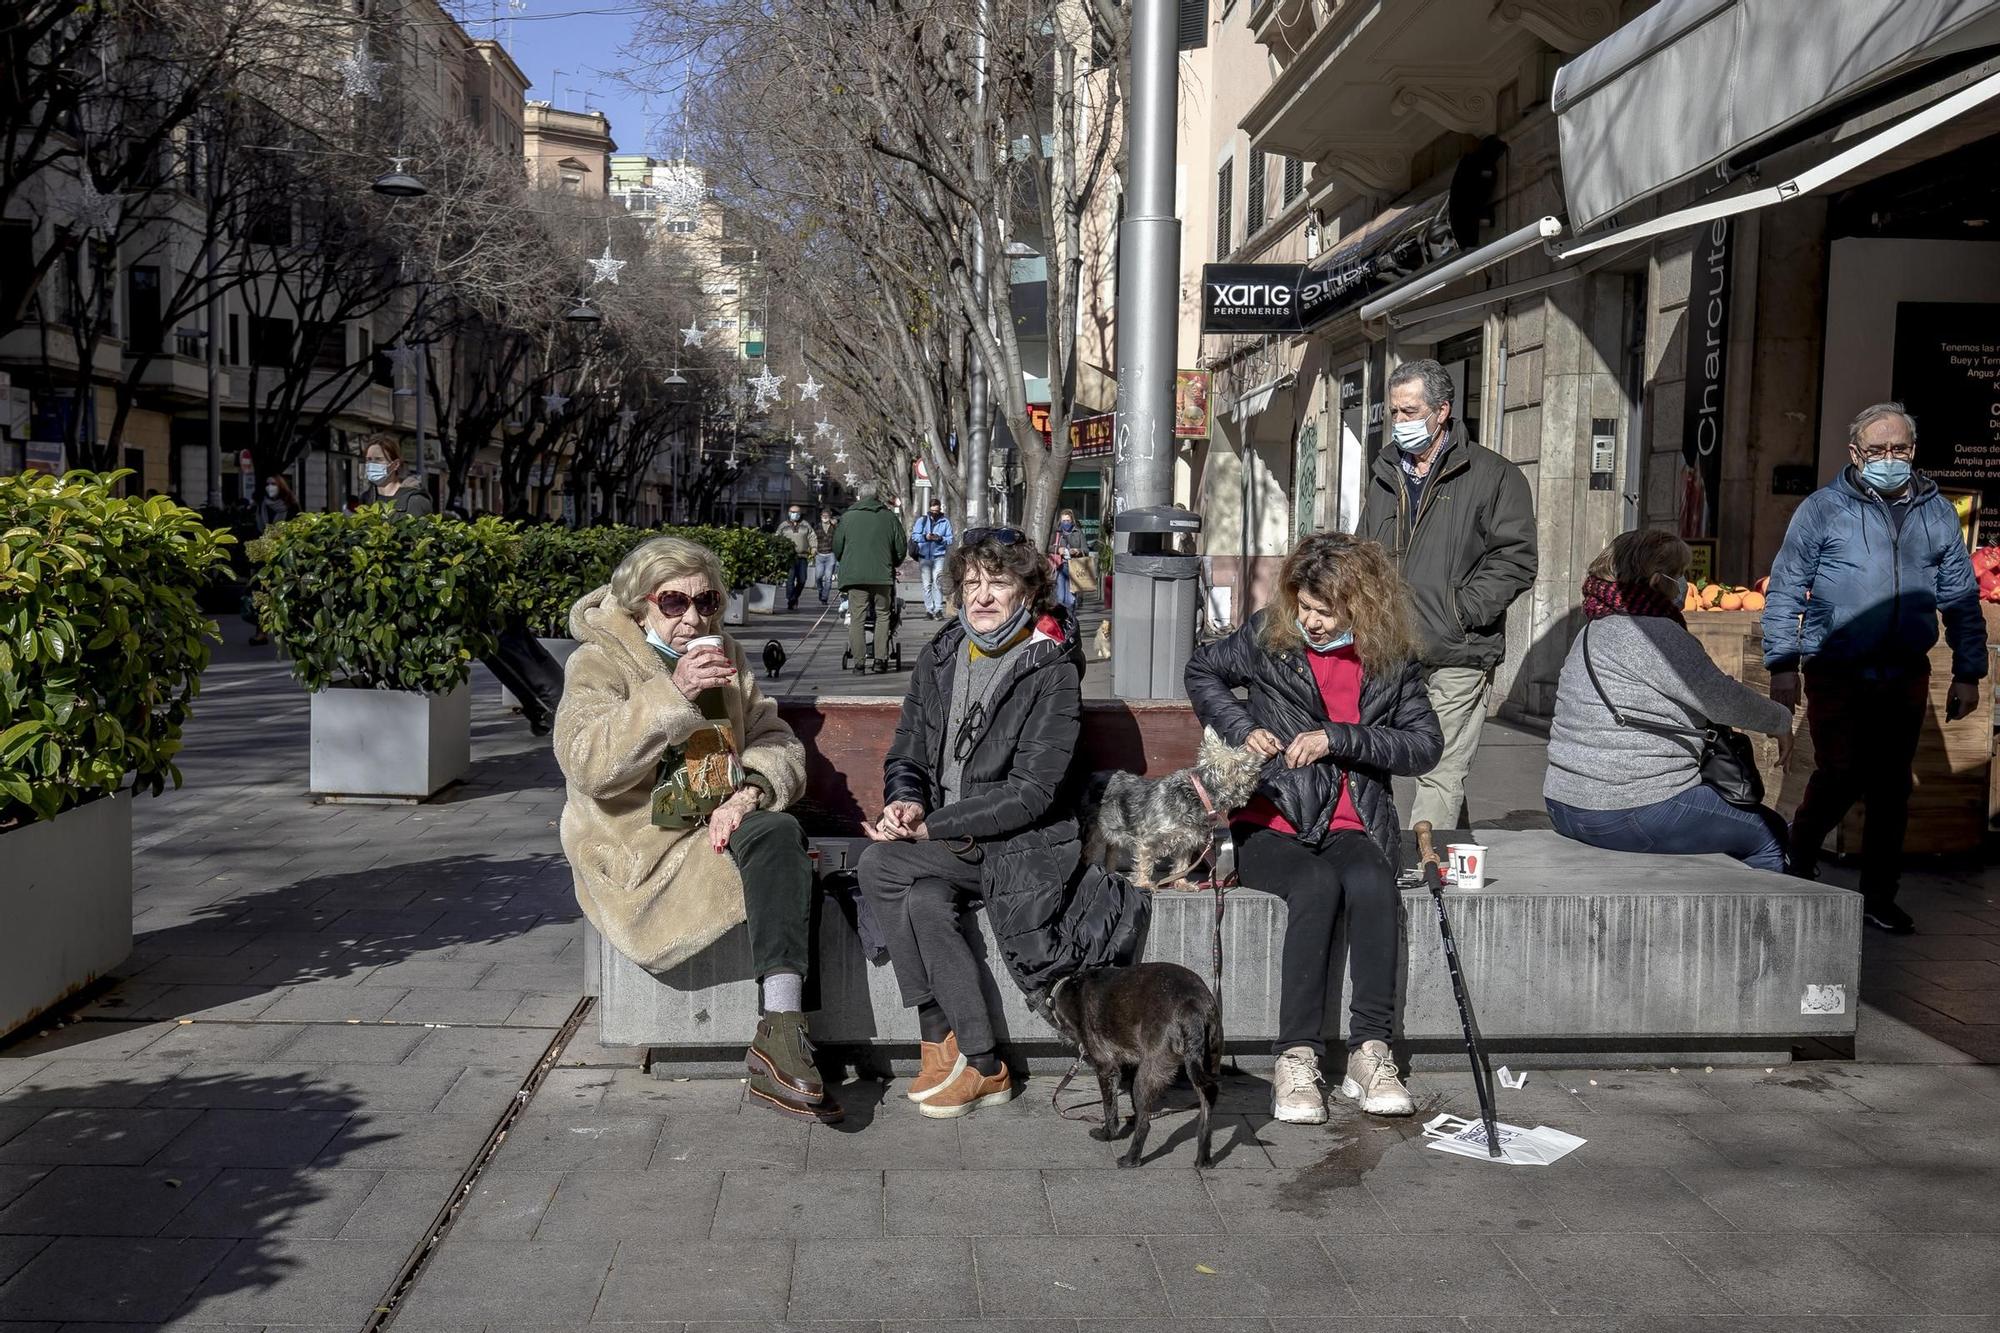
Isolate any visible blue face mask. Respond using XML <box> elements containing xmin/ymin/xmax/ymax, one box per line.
<box><xmin>1297</xmin><ymin>619</ymin><xmax>1353</xmax><ymax>653</ymax></box>
<box><xmin>644</xmin><ymin>627</ymin><xmax>681</xmax><ymax>660</ymax></box>
<box><xmin>1861</xmin><ymin>458</ymin><xmax>1912</xmax><ymax>493</ymax></box>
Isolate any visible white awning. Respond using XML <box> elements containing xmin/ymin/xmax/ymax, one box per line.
<box><xmin>1553</xmin><ymin>0</ymin><xmax>2000</xmax><ymax>230</ymax></box>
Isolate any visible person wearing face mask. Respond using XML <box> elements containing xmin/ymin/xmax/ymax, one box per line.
<box><xmin>359</xmin><ymin>435</ymin><xmax>432</xmax><ymax>515</ymax></box>
<box><xmin>858</xmin><ymin>526</ymin><xmax>1147</xmax><ymax>1119</ymax></box>
<box><xmin>911</xmin><ymin>497</ymin><xmax>955</xmax><ymax>619</ymax></box>
<box><xmin>1545</xmin><ymin>530</ymin><xmax>1793</xmax><ymax>875</ymax></box>
<box><xmin>812</xmin><ymin>507</ymin><xmax>840</xmax><ymax>604</ymax></box>
<box><xmin>1359</xmin><ymin>359</ymin><xmax>1536</xmax><ymax>834</ymax></box>
<box><xmin>1185</xmin><ymin>533</ymin><xmax>1441</xmax><ymax>1124</ymax></box>
<box><xmin>253</xmin><ymin>475</ymin><xmax>298</xmax><ymax>535</ymax></box>
<box><xmin>554</xmin><ymin>537</ymin><xmax>830</xmax><ymax>1120</ymax></box>
<box><xmin>776</xmin><ymin>505</ymin><xmax>818</xmax><ymax>612</ymax></box>
<box><xmin>1051</xmin><ymin>509</ymin><xmax>1086</xmax><ymax>609</ymax></box>
<box><xmin>1763</xmin><ymin>402</ymin><xmax>1986</xmax><ymax>935</ymax></box>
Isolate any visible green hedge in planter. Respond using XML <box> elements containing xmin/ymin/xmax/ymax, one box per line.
<box><xmin>251</xmin><ymin>510</ymin><xmax>520</xmax><ymax>693</ymax></box>
<box><xmin>693</xmin><ymin>525</ymin><xmax>795</xmax><ymax>590</ymax></box>
<box><xmin>504</xmin><ymin>525</ymin><xmax>797</xmax><ymax>635</ymax></box>
<box><xmin>0</xmin><ymin>471</ymin><xmax>234</xmax><ymax>826</ymax></box>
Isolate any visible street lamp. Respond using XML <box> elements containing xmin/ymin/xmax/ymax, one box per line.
<box><xmin>564</xmin><ymin>297</ymin><xmax>603</xmax><ymax>325</ymax></box>
<box><xmin>371</xmin><ymin>156</ymin><xmax>427</xmax><ymax>198</ymax></box>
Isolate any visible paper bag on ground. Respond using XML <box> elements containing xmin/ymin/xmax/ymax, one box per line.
<box><xmin>1422</xmin><ymin>1113</ymin><xmax>1586</xmax><ymax>1166</ymax></box>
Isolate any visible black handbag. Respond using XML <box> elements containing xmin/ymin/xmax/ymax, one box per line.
<box><xmin>1581</xmin><ymin>622</ymin><xmax>1766</xmax><ymax>808</ymax></box>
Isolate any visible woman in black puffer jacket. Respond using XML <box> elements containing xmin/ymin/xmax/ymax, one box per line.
<box><xmin>1186</xmin><ymin>532</ymin><xmax>1440</xmax><ymax>1126</ymax></box>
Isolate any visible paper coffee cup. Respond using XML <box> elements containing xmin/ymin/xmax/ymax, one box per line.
<box><xmin>1446</xmin><ymin>843</ymin><xmax>1487</xmax><ymax>890</ymax></box>
<box><xmin>687</xmin><ymin>634</ymin><xmax>725</xmax><ymax>653</ymax></box>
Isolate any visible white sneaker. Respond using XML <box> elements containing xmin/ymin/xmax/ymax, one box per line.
<box><xmin>1270</xmin><ymin>1046</ymin><xmax>1328</xmax><ymax>1124</ymax></box>
<box><xmin>1340</xmin><ymin>1040</ymin><xmax>1415</xmax><ymax>1117</ymax></box>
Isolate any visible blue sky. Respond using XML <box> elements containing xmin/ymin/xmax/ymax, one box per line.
<box><xmin>452</xmin><ymin>2</ymin><xmax>674</xmax><ymax>156</ymax></box>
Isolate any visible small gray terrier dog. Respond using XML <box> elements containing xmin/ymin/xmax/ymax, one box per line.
<box><xmin>1081</xmin><ymin>728</ymin><xmax>1268</xmax><ymax>887</ymax></box>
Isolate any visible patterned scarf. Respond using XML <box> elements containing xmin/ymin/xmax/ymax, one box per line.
<box><xmin>1581</xmin><ymin>574</ymin><xmax>1685</xmax><ymax>629</ymax></box>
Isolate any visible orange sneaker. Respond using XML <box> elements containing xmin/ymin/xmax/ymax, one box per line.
<box><xmin>907</xmin><ymin>1032</ymin><xmax>966</xmax><ymax>1104</ymax></box>
<box><xmin>919</xmin><ymin>1060</ymin><xmax>1015</xmax><ymax>1119</ymax></box>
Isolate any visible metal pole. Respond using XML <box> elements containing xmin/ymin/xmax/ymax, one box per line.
<box><xmin>1110</xmin><ymin>0</ymin><xmax>1183</xmax><ymax>688</ymax></box>
<box><xmin>411</xmin><ymin>345</ymin><xmax>428</xmax><ymax>488</ymax></box>
<box><xmin>204</xmin><ymin>239</ymin><xmax>223</xmax><ymax>510</ymax></box>
<box><xmin>963</xmin><ymin>0</ymin><xmax>991</xmax><ymax>527</ymax></box>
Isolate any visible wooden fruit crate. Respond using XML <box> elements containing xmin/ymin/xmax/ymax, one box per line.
<box><xmin>1682</xmin><ymin>609</ymin><xmax>1994</xmax><ymax>855</ymax></box>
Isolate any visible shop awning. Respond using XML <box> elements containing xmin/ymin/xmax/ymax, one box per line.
<box><xmin>1553</xmin><ymin>0</ymin><xmax>2000</xmax><ymax>231</ymax></box>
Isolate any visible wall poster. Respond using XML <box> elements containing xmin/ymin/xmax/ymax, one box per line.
<box><xmin>1891</xmin><ymin>301</ymin><xmax>2000</xmax><ymax>513</ymax></box>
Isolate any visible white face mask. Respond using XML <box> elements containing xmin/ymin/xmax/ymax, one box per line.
<box><xmin>364</xmin><ymin>461</ymin><xmax>391</xmax><ymax>484</ymax></box>
<box><xmin>789</xmin><ymin>511</ymin><xmax>801</xmax><ymax>521</ymax></box>
<box><xmin>264</xmin><ymin>483</ymin><xmax>279</xmax><ymax>498</ymax></box>
<box><xmin>1392</xmin><ymin>417</ymin><xmax>1435</xmax><ymax>453</ymax></box>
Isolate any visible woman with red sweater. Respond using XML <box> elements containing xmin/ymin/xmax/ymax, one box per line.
<box><xmin>1185</xmin><ymin>533</ymin><xmax>1442</xmax><ymax>1124</ymax></box>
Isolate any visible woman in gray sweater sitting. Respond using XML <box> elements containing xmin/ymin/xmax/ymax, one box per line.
<box><xmin>1545</xmin><ymin>530</ymin><xmax>1793</xmax><ymax>872</ymax></box>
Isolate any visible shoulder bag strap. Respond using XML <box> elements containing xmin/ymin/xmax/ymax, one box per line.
<box><xmin>1581</xmin><ymin>622</ymin><xmax>1708</xmax><ymax>755</ymax></box>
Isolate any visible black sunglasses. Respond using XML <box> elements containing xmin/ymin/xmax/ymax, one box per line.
<box><xmin>649</xmin><ymin>589</ymin><xmax>725</xmax><ymax>618</ymax></box>
<box><xmin>962</xmin><ymin>526</ymin><xmax>1028</xmax><ymax>547</ymax></box>
<box><xmin>953</xmin><ymin>699</ymin><xmax>987</xmax><ymax>761</ymax></box>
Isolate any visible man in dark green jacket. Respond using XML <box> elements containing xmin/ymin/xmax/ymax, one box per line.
<box><xmin>1359</xmin><ymin>357</ymin><xmax>1537</xmax><ymax>830</ymax></box>
<box><xmin>833</xmin><ymin>482</ymin><xmax>907</xmax><ymax>673</ymax></box>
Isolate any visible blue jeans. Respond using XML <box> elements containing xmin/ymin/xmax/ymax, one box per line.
<box><xmin>814</xmin><ymin>553</ymin><xmax>837</xmax><ymax>603</ymax></box>
<box><xmin>1055</xmin><ymin>558</ymin><xmax>1074</xmax><ymax>609</ymax></box>
<box><xmin>920</xmin><ymin>554</ymin><xmax>948</xmax><ymax>615</ymax></box>
<box><xmin>1547</xmin><ymin>784</ymin><xmax>1789</xmax><ymax>874</ymax></box>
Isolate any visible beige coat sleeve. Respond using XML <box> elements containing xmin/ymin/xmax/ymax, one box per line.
<box><xmin>555</xmin><ymin>645</ymin><xmax>708</xmax><ymax>801</ymax></box>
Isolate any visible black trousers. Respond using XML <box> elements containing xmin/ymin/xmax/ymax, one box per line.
<box><xmin>857</xmin><ymin>839</ymin><xmax>995</xmax><ymax>1059</ymax></box>
<box><xmin>728</xmin><ymin>810</ymin><xmax>813</xmax><ymax>979</ymax></box>
<box><xmin>1790</xmin><ymin>665</ymin><xmax>1929</xmax><ymax>900</ymax></box>
<box><xmin>787</xmin><ymin>556</ymin><xmax>808</xmax><ymax>609</ymax></box>
<box><xmin>1235</xmin><ymin>826</ymin><xmax>1400</xmax><ymax>1055</ymax></box>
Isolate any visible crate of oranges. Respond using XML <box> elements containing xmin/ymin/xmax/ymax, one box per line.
<box><xmin>1682</xmin><ymin>576</ymin><xmax>1768</xmax><ymax>614</ymax></box>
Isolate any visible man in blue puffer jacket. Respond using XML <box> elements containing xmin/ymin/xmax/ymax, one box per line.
<box><xmin>1763</xmin><ymin>402</ymin><xmax>1987</xmax><ymax>935</ymax></box>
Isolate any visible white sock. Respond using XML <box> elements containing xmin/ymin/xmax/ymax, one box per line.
<box><xmin>762</xmin><ymin>971</ymin><xmax>803</xmax><ymax>1014</ymax></box>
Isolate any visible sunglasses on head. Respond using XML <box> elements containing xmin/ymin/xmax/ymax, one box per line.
<box><xmin>962</xmin><ymin>526</ymin><xmax>1028</xmax><ymax>547</ymax></box>
<box><xmin>649</xmin><ymin>589</ymin><xmax>725</xmax><ymax>618</ymax></box>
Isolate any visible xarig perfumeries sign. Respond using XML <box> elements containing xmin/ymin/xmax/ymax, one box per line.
<box><xmin>1201</xmin><ymin>264</ymin><xmax>1303</xmax><ymax>334</ymax></box>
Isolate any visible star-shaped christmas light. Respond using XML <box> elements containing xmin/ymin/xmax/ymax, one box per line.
<box><xmin>833</xmin><ymin>448</ymin><xmax>848</xmax><ymax>464</ymax></box>
<box><xmin>657</xmin><ymin>163</ymin><xmax>705</xmax><ymax>220</ymax></box>
<box><xmin>797</xmin><ymin>374</ymin><xmax>822</xmax><ymax>403</ymax></box>
<box><xmin>681</xmin><ymin>321</ymin><xmax>705</xmax><ymax>347</ymax></box>
<box><xmin>617</xmin><ymin>406</ymin><xmax>639</xmax><ymax>432</ymax></box>
<box><xmin>542</xmin><ymin>391</ymin><xmax>570</xmax><ymax>414</ymax></box>
<box><xmin>748</xmin><ymin>367</ymin><xmax>785</xmax><ymax>411</ymax></box>
<box><xmin>843</xmin><ymin>471</ymin><xmax>859</xmax><ymax>487</ymax></box>
<box><xmin>338</xmin><ymin>39</ymin><xmax>385</xmax><ymax>100</ymax></box>
<box><xmin>588</xmin><ymin>243</ymin><xmax>626</xmax><ymax>285</ymax></box>
<box><xmin>71</xmin><ymin>174</ymin><xmax>122</xmax><ymax>237</ymax></box>
<box><xmin>814</xmin><ymin>418</ymin><xmax>834</xmax><ymax>440</ymax></box>
<box><xmin>791</xmin><ymin>431</ymin><xmax>805</xmax><ymax>448</ymax></box>
<box><xmin>387</xmin><ymin>344</ymin><xmax>421</xmax><ymax>374</ymax></box>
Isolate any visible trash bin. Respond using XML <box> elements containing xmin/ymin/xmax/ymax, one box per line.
<box><xmin>1109</xmin><ymin>505</ymin><xmax>1202</xmax><ymax>699</ymax></box>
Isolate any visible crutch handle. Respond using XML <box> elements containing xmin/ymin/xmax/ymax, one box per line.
<box><xmin>1414</xmin><ymin>820</ymin><xmax>1447</xmax><ymax>894</ymax></box>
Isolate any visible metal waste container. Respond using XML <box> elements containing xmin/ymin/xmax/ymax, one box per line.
<box><xmin>1110</xmin><ymin>505</ymin><xmax>1202</xmax><ymax>699</ymax></box>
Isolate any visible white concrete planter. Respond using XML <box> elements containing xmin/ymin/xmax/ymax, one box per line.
<box><xmin>2</xmin><ymin>791</ymin><xmax>133</xmax><ymax>1039</ymax></box>
<box><xmin>310</xmin><ymin>683</ymin><xmax>471</xmax><ymax>800</ymax></box>
<box><xmin>500</xmin><ymin>636</ymin><xmax>579</xmax><ymax>709</ymax></box>
<box><xmin>746</xmin><ymin>582</ymin><xmax>779</xmax><ymax>614</ymax></box>
<box><xmin>724</xmin><ymin>592</ymin><xmax>748</xmax><ymax>625</ymax></box>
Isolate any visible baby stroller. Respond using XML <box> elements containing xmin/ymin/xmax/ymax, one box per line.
<box><xmin>840</xmin><ymin>593</ymin><xmax>904</xmax><ymax>673</ymax></box>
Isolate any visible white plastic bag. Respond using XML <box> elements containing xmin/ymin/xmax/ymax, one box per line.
<box><xmin>1422</xmin><ymin>1113</ymin><xmax>1586</xmax><ymax>1166</ymax></box>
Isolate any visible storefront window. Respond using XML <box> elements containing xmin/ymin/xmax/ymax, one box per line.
<box><xmin>1434</xmin><ymin>328</ymin><xmax>1484</xmax><ymax>447</ymax></box>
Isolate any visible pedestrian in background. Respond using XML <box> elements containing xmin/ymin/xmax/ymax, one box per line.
<box><xmin>834</xmin><ymin>481</ymin><xmax>906</xmax><ymax>674</ymax></box>
<box><xmin>912</xmin><ymin>497</ymin><xmax>955</xmax><ymax>619</ymax></box>
<box><xmin>1052</xmin><ymin>509</ymin><xmax>1086</xmax><ymax>610</ymax></box>
<box><xmin>1360</xmin><ymin>358</ymin><xmax>1537</xmax><ymax>832</ymax></box>
<box><xmin>1763</xmin><ymin>401</ymin><xmax>1987</xmax><ymax>935</ymax></box>
<box><xmin>253</xmin><ymin>475</ymin><xmax>298</xmax><ymax>535</ymax></box>
<box><xmin>776</xmin><ymin>504</ymin><xmax>817</xmax><ymax>612</ymax></box>
<box><xmin>813</xmin><ymin>506</ymin><xmax>839</xmax><ymax>605</ymax></box>
<box><xmin>1546</xmin><ymin>530</ymin><xmax>1792</xmax><ymax>872</ymax></box>
<box><xmin>360</xmin><ymin>435</ymin><xmax>432</xmax><ymax>516</ymax></box>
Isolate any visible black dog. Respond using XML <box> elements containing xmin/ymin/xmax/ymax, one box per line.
<box><xmin>762</xmin><ymin>639</ymin><xmax>786</xmax><ymax>679</ymax></box>
<box><xmin>1041</xmin><ymin>963</ymin><xmax>1224</xmax><ymax>1167</ymax></box>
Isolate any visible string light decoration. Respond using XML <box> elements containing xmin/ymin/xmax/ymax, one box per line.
<box><xmin>71</xmin><ymin>174</ymin><xmax>123</xmax><ymax>236</ymax></box>
<box><xmin>796</xmin><ymin>374</ymin><xmax>822</xmax><ymax>402</ymax></box>
<box><xmin>588</xmin><ymin>243</ymin><xmax>626</xmax><ymax>285</ymax></box>
<box><xmin>681</xmin><ymin>320</ymin><xmax>705</xmax><ymax>347</ymax></box>
<box><xmin>542</xmin><ymin>390</ymin><xmax>570</xmax><ymax>414</ymax></box>
<box><xmin>813</xmin><ymin>419</ymin><xmax>834</xmax><ymax>440</ymax></box>
<box><xmin>338</xmin><ymin>39</ymin><xmax>385</xmax><ymax>99</ymax></box>
<box><xmin>748</xmin><ymin>367</ymin><xmax>785</xmax><ymax>411</ymax></box>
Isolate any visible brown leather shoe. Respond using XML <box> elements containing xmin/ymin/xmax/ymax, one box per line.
<box><xmin>919</xmin><ymin>1061</ymin><xmax>1015</xmax><ymax>1119</ymax></box>
<box><xmin>747</xmin><ymin>1069</ymin><xmax>844</xmax><ymax>1123</ymax></box>
<box><xmin>907</xmin><ymin>1032</ymin><xmax>966</xmax><ymax>1104</ymax></box>
<box><xmin>746</xmin><ymin>1013</ymin><xmax>825</xmax><ymax>1104</ymax></box>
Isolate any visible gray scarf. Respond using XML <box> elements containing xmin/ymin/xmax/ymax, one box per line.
<box><xmin>957</xmin><ymin>603</ymin><xmax>1031</xmax><ymax>654</ymax></box>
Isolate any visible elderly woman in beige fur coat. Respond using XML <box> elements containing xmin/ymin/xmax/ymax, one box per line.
<box><xmin>554</xmin><ymin>536</ymin><xmax>833</xmax><ymax>1122</ymax></box>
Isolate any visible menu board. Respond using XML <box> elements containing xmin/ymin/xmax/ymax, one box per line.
<box><xmin>1892</xmin><ymin>302</ymin><xmax>2000</xmax><ymax>507</ymax></box>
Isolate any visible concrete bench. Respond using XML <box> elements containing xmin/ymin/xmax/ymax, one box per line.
<box><xmin>590</xmin><ymin>826</ymin><xmax>1863</xmax><ymax>1067</ymax></box>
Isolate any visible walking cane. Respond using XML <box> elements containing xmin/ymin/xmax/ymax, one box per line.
<box><xmin>1413</xmin><ymin>820</ymin><xmax>1502</xmax><ymax>1158</ymax></box>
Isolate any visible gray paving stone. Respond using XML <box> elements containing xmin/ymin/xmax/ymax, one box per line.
<box><xmin>182</xmin><ymin>1236</ymin><xmax>409</xmax><ymax>1323</ymax></box>
<box><xmin>358</xmin><ymin>959</ymin><xmax>495</xmax><ymax>989</ymax></box>
<box><xmin>804</xmin><ymin>1114</ymin><xmax>968</xmax><ymax>1171</ymax></box>
<box><xmin>486</xmin><ymin>1114</ymin><xmax>663</xmax><ymax>1173</ymax></box>
<box><xmin>161</xmin><ymin>1166</ymin><xmax>381</xmax><ymax>1239</ymax></box>
<box><xmin>1319</xmin><ymin>1235</ymin><xmax>1548</xmax><ymax>1316</ymax></box>
<box><xmin>1130</xmin><ymin>1114</ymin><xmax>1274</xmax><ymax>1169</ymax></box>
<box><xmin>141</xmin><ymin>1062</ymin><xmax>327</xmax><ymax>1109</ymax></box>
<box><xmin>403</xmin><ymin>1026</ymin><xmax>553</xmax><ymax>1067</ymax></box>
<box><xmin>1837</xmin><ymin>1234</ymin><xmax>2000</xmax><ymax>1315</ymax></box>
<box><xmin>970</xmin><ymin>1236</ymin><xmax>1166</xmax><ymax>1317</ymax></box>
<box><xmin>0</xmin><ymin>1163</ymin><xmax>214</xmax><ymax>1236</ymax></box>
<box><xmin>1199</xmin><ymin>1166</ymin><xmax>1393</xmax><ymax>1234</ymax></box>
<box><xmin>506</xmin><ymin>993</ymin><xmax>583</xmax><ymax>1028</ymax></box>
<box><xmin>0</xmin><ymin>1232</ymin><xmax>51</xmax><ymax>1284</ymax></box>
<box><xmin>883</xmin><ymin>1169</ymin><xmax>1053</xmax><ymax>1237</ymax></box>
<box><xmin>478</xmin><ymin>963</ymin><xmax>580</xmax><ymax>993</ymax></box>
<box><xmin>1528</xmin><ymin>1166</ymin><xmax>1735</xmax><ymax>1232</ymax></box>
<box><xmin>1494</xmin><ymin>1234</ymin><xmax>1743</xmax><ymax>1316</ymax></box>
<box><xmin>604</xmin><ymin>1072</ymin><xmax>746</xmax><ymax>1114</ymax></box>
<box><xmin>1355</xmin><ymin>1160</ymin><xmax>1563</xmax><ymax>1235</ymax></box>
<box><xmin>335</xmin><ymin>1167</ymin><xmax>456</xmax><ymax>1242</ymax></box>
<box><xmin>1083</xmin><ymin>1321</ymin><xmax>1272</xmax><ymax>1333</ymax></box>
<box><xmin>1254</xmin><ymin>1116</ymin><xmax>1432</xmax><ymax>1173</ymax></box>
<box><xmin>711</xmin><ymin>1169</ymin><xmax>881</xmax><ymax>1239</ymax></box>
<box><xmin>1672</xmin><ymin>1113</ymin><xmax>1879</xmax><ymax>1170</ymax></box>
<box><xmin>0</xmin><ymin>1062</ymin><xmax>48</xmax><ymax>1097</ymax></box>
<box><xmin>154</xmin><ymin>1109</ymin><xmax>351</xmax><ymax>1168</ymax></box>
<box><xmin>314</xmin><ymin>1113</ymin><xmax>496</xmax><ymax>1170</ymax></box>
<box><xmin>0</xmin><ymin>1163</ymin><xmax>50</xmax><ymax>1210</ymax></box>
<box><xmin>292</xmin><ymin>1062</ymin><xmax>467</xmax><ymax>1113</ymax></box>
<box><xmin>256</xmin><ymin>985</ymin><xmax>409</xmax><ymax>1022</ymax></box>
<box><xmin>1684</xmin><ymin>1069</ymin><xmax>1873</xmax><ymax>1113</ymax></box>
<box><xmin>883</xmin><ymin>1321</ymin><xmax>1077</xmax><ymax>1333</ymax></box>
<box><xmin>1664</xmin><ymin>1233</ymin><xmax>1917</xmax><ymax>1315</ymax></box>
<box><xmin>520</xmin><ymin>1068</ymin><xmax>616</xmax><ymax>1116</ymax></box>
<box><xmin>1557</xmin><ymin>1117</ymin><xmax>1737</xmax><ymax>1171</ymax></box>
<box><xmin>952</xmin><ymin>1115</ymin><xmax>1140</xmax><ymax>1170</ymax></box>
<box><xmin>788</xmin><ymin>1237</ymin><xmax>975</xmax><ymax>1321</ymax></box>
<box><xmin>654</xmin><ymin>1113</ymin><xmax>807</xmax><ymax>1171</ymax></box>
<box><xmin>0</xmin><ymin>1108</ymin><xmax>43</xmax><ymax>1151</ymax></box>
<box><xmin>0</xmin><ymin>1107</ymin><xmax>199</xmax><ymax>1165</ymax></box>
<box><xmin>1040</xmin><ymin>1168</ymin><xmax>1221</xmax><ymax>1234</ymax></box>
<box><xmin>449</xmin><ymin>1169</ymin><xmax>563</xmax><ymax>1240</ymax></box>
<box><xmin>1151</xmin><ymin>1234</ymin><xmax>1354</xmax><ymax>1317</ymax></box>
<box><xmin>1821</xmin><ymin>1164</ymin><xmax>2000</xmax><ymax>1231</ymax></box>
<box><xmin>0</xmin><ymin>1236</ymin><xmax>234</xmax><ymax>1321</ymax></box>
<box><xmin>3</xmin><ymin>1021</ymin><xmax>174</xmax><ymax>1061</ymax></box>
<box><xmin>271</xmin><ymin>1024</ymin><xmax>427</xmax><ymax>1065</ymax></box>
<box><xmin>1549</xmin><ymin>1072</ymin><xmax>1730</xmax><ymax>1117</ymax></box>
<box><xmin>1820</xmin><ymin>1111</ymin><xmax>2000</xmax><ymax>1170</ymax></box>
<box><xmin>139</xmin><ymin>985</ymin><xmax>286</xmax><ymax>1023</ymax></box>
<box><xmin>1668</xmin><ymin>1163</ymin><xmax>1900</xmax><ymax>1232</ymax></box>
<box><xmin>385</xmin><ymin>988</ymin><xmax>532</xmax><ymax>1026</ymax></box>
<box><xmin>590</xmin><ymin>1237</ymin><xmax>793</xmax><ymax>1322</ymax></box>
<box><xmin>532</xmin><ymin>1168</ymin><xmax>721</xmax><ymax>1240</ymax></box>
<box><xmin>135</xmin><ymin>1022</ymin><xmax>302</xmax><ymax>1065</ymax></box>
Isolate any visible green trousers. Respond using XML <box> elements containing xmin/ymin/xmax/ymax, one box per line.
<box><xmin>728</xmin><ymin>809</ymin><xmax>813</xmax><ymax>979</ymax></box>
